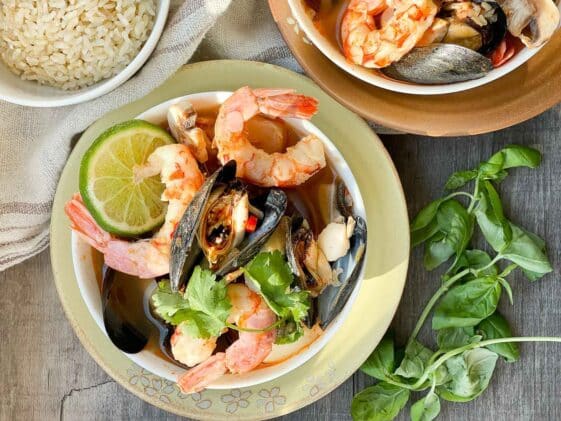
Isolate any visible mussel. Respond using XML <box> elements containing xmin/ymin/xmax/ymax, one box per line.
<box><xmin>383</xmin><ymin>0</ymin><xmax>508</xmax><ymax>84</ymax></box>
<box><xmin>286</xmin><ymin>216</ymin><xmax>333</xmax><ymax>298</ymax></box>
<box><xmin>101</xmin><ymin>265</ymin><xmax>151</xmax><ymax>353</ymax></box>
<box><xmin>439</xmin><ymin>0</ymin><xmax>507</xmax><ymax>55</ymax></box>
<box><xmin>170</xmin><ymin>161</ymin><xmax>287</xmax><ymax>291</ymax></box>
<box><xmin>286</xmin><ymin>181</ymin><xmax>368</xmax><ymax>329</ymax></box>
<box><xmin>382</xmin><ymin>44</ymin><xmax>493</xmax><ymax>84</ymax></box>
<box><xmin>317</xmin><ymin>216</ymin><xmax>367</xmax><ymax>328</ymax></box>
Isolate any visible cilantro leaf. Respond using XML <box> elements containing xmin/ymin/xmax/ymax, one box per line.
<box><xmin>186</xmin><ymin>267</ymin><xmax>232</xmax><ymax>332</ymax></box>
<box><xmin>244</xmin><ymin>251</ymin><xmax>311</xmax><ymax>344</ymax></box>
<box><xmin>151</xmin><ymin>267</ymin><xmax>231</xmax><ymax>339</ymax></box>
<box><xmin>151</xmin><ymin>281</ymin><xmax>190</xmax><ymax>323</ymax></box>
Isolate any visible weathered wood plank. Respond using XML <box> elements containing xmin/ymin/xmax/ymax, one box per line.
<box><xmin>1</xmin><ymin>104</ymin><xmax>560</xmax><ymax>421</ymax></box>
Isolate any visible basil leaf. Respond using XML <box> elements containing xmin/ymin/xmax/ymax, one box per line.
<box><xmin>424</xmin><ymin>233</ymin><xmax>455</xmax><ymax>270</ymax></box>
<box><xmin>500</xmin><ymin>225</ymin><xmax>552</xmax><ymax>279</ymax></box>
<box><xmin>477</xmin><ymin>313</ymin><xmax>520</xmax><ymax>362</ymax></box>
<box><xmin>395</xmin><ymin>340</ymin><xmax>433</xmax><ymax>379</ymax></box>
<box><xmin>410</xmin><ymin>391</ymin><xmax>441</xmax><ymax>421</ymax></box>
<box><xmin>412</xmin><ymin>219</ymin><xmax>440</xmax><ymax>248</ymax></box>
<box><xmin>351</xmin><ymin>382</ymin><xmax>410</xmax><ymax>421</ymax></box>
<box><xmin>424</xmin><ymin>200</ymin><xmax>473</xmax><ymax>270</ymax></box>
<box><xmin>361</xmin><ymin>335</ymin><xmax>396</xmax><ymax>381</ymax></box>
<box><xmin>474</xmin><ymin>182</ymin><xmax>511</xmax><ymax>251</ymax></box>
<box><xmin>487</xmin><ymin>145</ymin><xmax>541</xmax><ymax>170</ymax></box>
<box><xmin>411</xmin><ymin>199</ymin><xmax>444</xmax><ymax>247</ymax></box>
<box><xmin>450</xmin><ymin>249</ymin><xmax>498</xmax><ymax>277</ymax></box>
<box><xmin>478</xmin><ymin>161</ymin><xmax>504</xmax><ymax>179</ymax></box>
<box><xmin>436</xmin><ymin>327</ymin><xmax>478</xmax><ymax>350</ymax></box>
<box><xmin>438</xmin><ymin>348</ymin><xmax>498</xmax><ymax>402</ymax></box>
<box><xmin>432</xmin><ymin>277</ymin><xmax>502</xmax><ymax>330</ymax></box>
<box><xmin>445</xmin><ymin>170</ymin><xmax>478</xmax><ymax>190</ymax></box>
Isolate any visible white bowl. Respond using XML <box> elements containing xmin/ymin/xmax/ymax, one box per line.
<box><xmin>70</xmin><ymin>91</ymin><xmax>367</xmax><ymax>389</ymax></box>
<box><xmin>0</xmin><ymin>0</ymin><xmax>169</xmax><ymax>107</ymax></box>
<box><xmin>288</xmin><ymin>0</ymin><xmax>561</xmax><ymax>95</ymax></box>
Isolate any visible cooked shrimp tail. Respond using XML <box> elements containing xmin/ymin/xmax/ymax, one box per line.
<box><xmin>341</xmin><ymin>0</ymin><xmax>438</xmax><ymax>68</ymax></box>
<box><xmin>177</xmin><ymin>353</ymin><xmax>228</xmax><ymax>394</ymax></box>
<box><xmin>177</xmin><ymin>284</ymin><xmax>277</xmax><ymax>393</ymax></box>
<box><xmin>64</xmin><ymin>194</ymin><xmax>169</xmax><ymax>278</ymax></box>
<box><xmin>65</xmin><ymin>144</ymin><xmax>205</xmax><ymax>278</ymax></box>
<box><xmin>251</xmin><ymin>88</ymin><xmax>319</xmax><ymax>119</ymax></box>
<box><xmin>215</xmin><ymin>87</ymin><xmax>326</xmax><ymax>187</ymax></box>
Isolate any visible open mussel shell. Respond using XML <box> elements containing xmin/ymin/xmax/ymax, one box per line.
<box><xmin>318</xmin><ymin>216</ymin><xmax>367</xmax><ymax>329</ymax></box>
<box><xmin>171</xmin><ymin>160</ymin><xmax>288</xmax><ymax>289</ymax></box>
<box><xmin>170</xmin><ymin>161</ymin><xmax>237</xmax><ymax>292</ymax></box>
<box><xmin>286</xmin><ymin>216</ymin><xmax>318</xmax><ymax>328</ymax></box>
<box><xmin>382</xmin><ymin>44</ymin><xmax>493</xmax><ymax>85</ymax></box>
<box><xmin>215</xmin><ymin>188</ymin><xmax>287</xmax><ymax>277</ymax></box>
<box><xmin>475</xmin><ymin>3</ymin><xmax>507</xmax><ymax>55</ymax></box>
<box><xmin>101</xmin><ymin>266</ymin><xmax>150</xmax><ymax>354</ymax></box>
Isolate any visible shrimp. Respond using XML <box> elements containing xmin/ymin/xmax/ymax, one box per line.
<box><xmin>65</xmin><ymin>144</ymin><xmax>205</xmax><ymax>278</ymax></box>
<box><xmin>341</xmin><ymin>0</ymin><xmax>438</xmax><ymax>68</ymax></box>
<box><xmin>170</xmin><ymin>327</ymin><xmax>218</xmax><ymax>367</ymax></box>
<box><xmin>214</xmin><ymin>86</ymin><xmax>326</xmax><ymax>187</ymax></box>
<box><xmin>177</xmin><ymin>283</ymin><xmax>277</xmax><ymax>393</ymax></box>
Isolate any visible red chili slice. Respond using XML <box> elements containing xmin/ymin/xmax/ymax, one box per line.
<box><xmin>245</xmin><ymin>215</ymin><xmax>258</xmax><ymax>233</ymax></box>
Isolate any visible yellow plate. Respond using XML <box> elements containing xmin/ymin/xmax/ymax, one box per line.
<box><xmin>50</xmin><ymin>60</ymin><xmax>409</xmax><ymax>420</ymax></box>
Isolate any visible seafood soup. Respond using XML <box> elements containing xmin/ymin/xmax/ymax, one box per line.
<box><xmin>301</xmin><ymin>0</ymin><xmax>560</xmax><ymax>86</ymax></box>
<box><xmin>68</xmin><ymin>89</ymin><xmax>367</xmax><ymax>391</ymax></box>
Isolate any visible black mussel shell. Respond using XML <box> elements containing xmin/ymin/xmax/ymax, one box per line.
<box><xmin>170</xmin><ymin>161</ymin><xmax>237</xmax><ymax>292</ymax></box>
<box><xmin>102</xmin><ymin>266</ymin><xmax>149</xmax><ymax>354</ymax></box>
<box><xmin>471</xmin><ymin>2</ymin><xmax>507</xmax><ymax>55</ymax></box>
<box><xmin>318</xmin><ymin>216</ymin><xmax>367</xmax><ymax>329</ymax></box>
<box><xmin>215</xmin><ymin>188</ymin><xmax>287</xmax><ymax>276</ymax></box>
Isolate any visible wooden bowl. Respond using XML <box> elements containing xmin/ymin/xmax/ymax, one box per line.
<box><xmin>269</xmin><ymin>0</ymin><xmax>561</xmax><ymax>136</ymax></box>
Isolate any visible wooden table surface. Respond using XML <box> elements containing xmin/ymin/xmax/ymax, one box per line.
<box><xmin>2</xmin><ymin>104</ymin><xmax>560</xmax><ymax>421</ymax></box>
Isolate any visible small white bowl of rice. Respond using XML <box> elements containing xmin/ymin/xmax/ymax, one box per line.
<box><xmin>0</xmin><ymin>0</ymin><xmax>169</xmax><ymax>107</ymax></box>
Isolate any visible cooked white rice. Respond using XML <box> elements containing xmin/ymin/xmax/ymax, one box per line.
<box><xmin>0</xmin><ymin>0</ymin><xmax>156</xmax><ymax>90</ymax></box>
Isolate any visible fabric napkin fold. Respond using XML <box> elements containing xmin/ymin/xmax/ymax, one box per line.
<box><xmin>0</xmin><ymin>0</ymin><xmax>298</xmax><ymax>271</ymax></box>
<box><xmin>0</xmin><ymin>0</ymin><xmax>389</xmax><ymax>271</ymax></box>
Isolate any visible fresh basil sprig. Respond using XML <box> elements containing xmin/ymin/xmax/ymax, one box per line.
<box><xmin>352</xmin><ymin>145</ymin><xmax>560</xmax><ymax>421</ymax></box>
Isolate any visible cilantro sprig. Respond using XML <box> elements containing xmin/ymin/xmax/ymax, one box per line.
<box><xmin>151</xmin><ymin>252</ymin><xmax>310</xmax><ymax>344</ymax></box>
<box><xmin>152</xmin><ymin>267</ymin><xmax>231</xmax><ymax>339</ymax></box>
<box><xmin>244</xmin><ymin>251</ymin><xmax>311</xmax><ymax>344</ymax></box>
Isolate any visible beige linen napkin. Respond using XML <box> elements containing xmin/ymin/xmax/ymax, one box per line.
<box><xmin>0</xmin><ymin>0</ymin><xmax>390</xmax><ymax>271</ymax></box>
<box><xmin>0</xmin><ymin>0</ymin><xmax>300</xmax><ymax>270</ymax></box>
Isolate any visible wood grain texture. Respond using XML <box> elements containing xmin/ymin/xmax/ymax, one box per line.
<box><xmin>1</xmin><ymin>104</ymin><xmax>560</xmax><ymax>421</ymax></box>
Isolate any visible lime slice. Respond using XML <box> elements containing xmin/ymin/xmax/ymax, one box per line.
<box><xmin>79</xmin><ymin>120</ymin><xmax>175</xmax><ymax>237</ymax></box>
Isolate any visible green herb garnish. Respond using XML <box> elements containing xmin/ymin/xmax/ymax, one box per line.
<box><xmin>151</xmin><ymin>252</ymin><xmax>309</xmax><ymax>343</ymax></box>
<box><xmin>352</xmin><ymin>145</ymin><xmax>561</xmax><ymax>421</ymax></box>
<box><xmin>152</xmin><ymin>267</ymin><xmax>231</xmax><ymax>339</ymax></box>
<box><xmin>245</xmin><ymin>251</ymin><xmax>311</xmax><ymax>344</ymax></box>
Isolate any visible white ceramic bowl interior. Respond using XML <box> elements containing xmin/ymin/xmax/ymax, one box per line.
<box><xmin>0</xmin><ymin>0</ymin><xmax>169</xmax><ymax>107</ymax></box>
<box><xmin>288</xmin><ymin>0</ymin><xmax>561</xmax><ymax>95</ymax></box>
<box><xmin>71</xmin><ymin>91</ymin><xmax>368</xmax><ymax>389</ymax></box>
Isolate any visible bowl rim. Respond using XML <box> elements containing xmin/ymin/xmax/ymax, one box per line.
<box><xmin>0</xmin><ymin>0</ymin><xmax>170</xmax><ymax>107</ymax></box>
<box><xmin>69</xmin><ymin>90</ymin><xmax>368</xmax><ymax>390</ymax></box>
<box><xmin>287</xmin><ymin>0</ymin><xmax>550</xmax><ymax>95</ymax></box>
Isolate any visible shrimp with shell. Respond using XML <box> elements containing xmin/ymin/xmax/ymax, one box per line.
<box><xmin>177</xmin><ymin>283</ymin><xmax>277</xmax><ymax>393</ymax></box>
<box><xmin>214</xmin><ymin>86</ymin><xmax>326</xmax><ymax>187</ymax></box>
<box><xmin>341</xmin><ymin>0</ymin><xmax>439</xmax><ymax>68</ymax></box>
<box><xmin>65</xmin><ymin>144</ymin><xmax>205</xmax><ymax>278</ymax></box>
